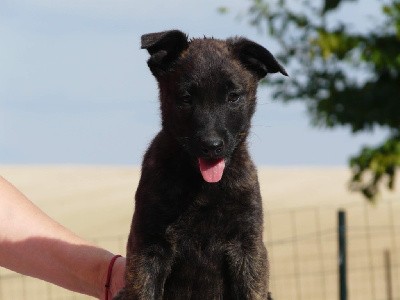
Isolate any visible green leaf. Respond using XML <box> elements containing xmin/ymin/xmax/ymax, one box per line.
<box><xmin>322</xmin><ymin>0</ymin><xmax>343</xmax><ymax>14</ymax></box>
<box><xmin>217</xmin><ymin>7</ymin><xmax>229</xmax><ymax>14</ymax></box>
<box><xmin>349</xmin><ymin>134</ymin><xmax>400</xmax><ymax>201</ymax></box>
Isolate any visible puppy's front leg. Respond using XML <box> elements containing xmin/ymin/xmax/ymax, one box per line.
<box><xmin>114</xmin><ymin>243</ymin><xmax>173</xmax><ymax>300</ymax></box>
<box><xmin>226</xmin><ymin>240</ymin><xmax>270</xmax><ymax>300</ymax></box>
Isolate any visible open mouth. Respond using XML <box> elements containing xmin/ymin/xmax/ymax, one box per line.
<box><xmin>198</xmin><ymin>157</ymin><xmax>226</xmax><ymax>183</ymax></box>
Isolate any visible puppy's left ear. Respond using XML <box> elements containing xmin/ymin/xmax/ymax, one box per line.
<box><xmin>228</xmin><ymin>37</ymin><xmax>288</xmax><ymax>79</ymax></box>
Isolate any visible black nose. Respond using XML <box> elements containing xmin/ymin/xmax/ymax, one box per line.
<box><xmin>200</xmin><ymin>138</ymin><xmax>224</xmax><ymax>156</ymax></box>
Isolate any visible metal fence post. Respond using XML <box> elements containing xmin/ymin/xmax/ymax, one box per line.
<box><xmin>338</xmin><ymin>210</ymin><xmax>347</xmax><ymax>300</ymax></box>
<box><xmin>385</xmin><ymin>249</ymin><xmax>393</xmax><ymax>300</ymax></box>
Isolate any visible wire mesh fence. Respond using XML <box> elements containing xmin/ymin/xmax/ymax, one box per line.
<box><xmin>1</xmin><ymin>199</ymin><xmax>399</xmax><ymax>300</ymax></box>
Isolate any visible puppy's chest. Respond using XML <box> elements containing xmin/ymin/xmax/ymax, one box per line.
<box><xmin>166</xmin><ymin>194</ymin><xmax>241</xmax><ymax>256</ymax></box>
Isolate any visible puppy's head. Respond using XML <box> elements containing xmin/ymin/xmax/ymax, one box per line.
<box><xmin>141</xmin><ymin>30</ymin><xmax>287</xmax><ymax>183</ymax></box>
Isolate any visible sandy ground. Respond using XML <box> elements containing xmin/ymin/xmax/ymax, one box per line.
<box><xmin>0</xmin><ymin>166</ymin><xmax>399</xmax><ymax>299</ymax></box>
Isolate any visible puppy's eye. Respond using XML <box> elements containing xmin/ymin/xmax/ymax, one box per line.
<box><xmin>227</xmin><ymin>92</ymin><xmax>243</xmax><ymax>103</ymax></box>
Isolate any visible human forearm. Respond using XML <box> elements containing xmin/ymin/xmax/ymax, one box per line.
<box><xmin>0</xmin><ymin>176</ymin><xmax>125</xmax><ymax>298</ymax></box>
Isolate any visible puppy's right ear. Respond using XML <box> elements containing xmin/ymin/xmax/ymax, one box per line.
<box><xmin>228</xmin><ymin>37</ymin><xmax>288</xmax><ymax>79</ymax></box>
<box><xmin>141</xmin><ymin>30</ymin><xmax>189</xmax><ymax>76</ymax></box>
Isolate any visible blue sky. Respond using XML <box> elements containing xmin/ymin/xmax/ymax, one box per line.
<box><xmin>0</xmin><ymin>0</ymin><xmax>387</xmax><ymax>165</ymax></box>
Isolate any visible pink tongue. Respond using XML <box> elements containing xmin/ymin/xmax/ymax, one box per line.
<box><xmin>198</xmin><ymin>158</ymin><xmax>225</xmax><ymax>183</ymax></box>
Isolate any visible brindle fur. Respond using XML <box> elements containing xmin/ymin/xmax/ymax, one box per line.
<box><xmin>114</xmin><ymin>30</ymin><xmax>287</xmax><ymax>300</ymax></box>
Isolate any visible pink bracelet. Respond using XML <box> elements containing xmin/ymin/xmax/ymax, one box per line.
<box><xmin>105</xmin><ymin>255</ymin><xmax>122</xmax><ymax>300</ymax></box>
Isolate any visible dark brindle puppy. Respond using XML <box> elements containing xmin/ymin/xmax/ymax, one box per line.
<box><xmin>114</xmin><ymin>30</ymin><xmax>287</xmax><ymax>300</ymax></box>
